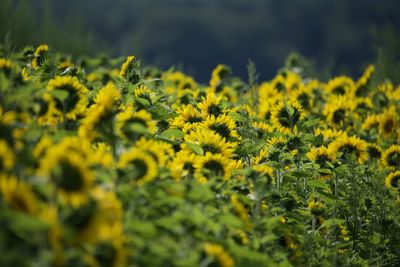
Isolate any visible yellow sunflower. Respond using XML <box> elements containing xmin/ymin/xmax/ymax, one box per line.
<box><xmin>252</xmin><ymin>121</ymin><xmax>274</xmax><ymax>138</ymax></box>
<box><xmin>118</xmin><ymin>148</ymin><xmax>158</xmax><ymax>185</ymax></box>
<box><xmin>32</xmin><ymin>44</ymin><xmax>49</xmax><ymax>70</ymax></box>
<box><xmin>194</xmin><ymin>152</ymin><xmax>234</xmax><ymax>184</ymax></box>
<box><xmin>307</xmin><ymin>146</ymin><xmax>336</xmax><ymax>176</ymax></box>
<box><xmin>134</xmin><ymin>137</ymin><xmax>174</xmax><ymax>166</ymax></box>
<box><xmin>168</xmin><ymin>150</ymin><xmax>198</xmax><ymax>180</ymax></box>
<box><xmin>209</xmin><ymin>64</ymin><xmax>230</xmax><ymax>89</ymax></box>
<box><xmin>200</xmin><ymin>114</ymin><xmax>239</xmax><ymax>140</ymax></box>
<box><xmin>361</xmin><ymin>114</ymin><xmax>380</xmax><ymax>131</ymax></box>
<box><xmin>354</xmin><ymin>64</ymin><xmax>375</xmax><ymax>97</ymax></box>
<box><xmin>324</xmin><ymin>76</ymin><xmax>354</xmax><ymax>96</ymax></box>
<box><xmin>0</xmin><ymin>58</ymin><xmax>14</xmax><ymax>75</ymax></box>
<box><xmin>39</xmin><ymin>149</ymin><xmax>94</xmax><ymax>207</ymax></box>
<box><xmin>231</xmin><ymin>194</ymin><xmax>253</xmax><ymax>229</ymax></box>
<box><xmin>203</xmin><ymin>243</ymin><xmax>234</xmax><ymax>267</ymax></box>
<box><xmin>379</xmin><ymin>106</ymin><xmax>398</xmax><ymax>137</ymax></box>
<box><xmin>366</xmin><ymin>143</ymin><xmax>382</xmax><ymax>161</ymax></box>
<box><xmin>170</xmin><ymin>104</ymin><xmax>206</xmax><ymax>132</ymax></box>
<box><xmin>270</xmin><ymin>100</ymin><xmax>304</xmax><ymax>134</ymax></box>
<box><xmin>328</xmin><ymin>135</ymin><xmax>368</xmax><ymax>164</ymax></box>
<box><xmin>0</xmin><ymin>139</ymin><xmax>15</xmax><ymax>171</ymax></box>
<box><xmin>0</xmin><ymin>174</ymin><xmax>38</xmax><ymax>214</ymax></box>
<box><xmin>323</xmin><ymin>96</ymin><xmax>356</xmax><ymax>129</ymax></box>
<box><xmin>385</xmin><ymin>171</ymin><xmax>400</xmax><ymax>191</ymax></box>
<box><xmin>381</xmin><ymin>145</ymin><xmax>400</xmax><ymax>170</ymax></box>
<box><xmin>116</xmin><ymin>105</ymin><xmax>157</xmax><ymax>137</ymax></box>
<box><xmin>183</xmin><ymin>128</ymin><xmax>237</xmax><ymax>157</ymax></box>
<box><xmin>79</xmin><ymin>82</ymin><xmax>121</xmax><ymax>139</ymax></box>
<box><xmin>46</xmin><ymin>75</ymin><xmax>89</xmax><ymax>120</ymax></box>
<box><xmin>198</xmin><ymin>92</ymin><xmax>227</xmax><ymax>117</ymax></box>
<box><xmin>120</xmin><ymin>55</ymin><xmax>135</xmax><ymax>78</ymax></box>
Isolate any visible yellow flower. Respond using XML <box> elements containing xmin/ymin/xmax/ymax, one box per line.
<box><xmin>385</xmin><ymin>171</ymin><xmax>400</xmax><ymax>191</ymax></box>
<box><xmin>194</xmin><ymin>152</ymin><xmax>234</xmax><ymax>183</ymax></box>
<box><xmin>381</xmin><ymin>145</ymin><xmax>400</xmax><ymax>170</ymax></box>
<box><xmin>308</xmin><ymin>198</ymin><xmax>325</xmax><ymax>215</ymax></box>
<box><xmin>0</xmin><ymin>174</ymin><xmax>38</xmax><ymax>214</ymax></box>
<box><xmin>203</xmin><ymin>243</ymin><xmax>234</xmax><ymax>267</ymax></box>
<box><xmin>168</xmin><ymin>150</ymin><xmax>198</xmax><ymax>180</ymax></box>
<box><xmin>307</xmin><ymin>146</ymin><xmax>336</xmax><ymax>178</ymax></box>
<box><xmin>116</xmin><ymin>105</ymin><xmax>157</xmax><ymax>137</ymax></box>
<box><xmin>32</xmin><ymin>44</ymin><xmax>49</xmax><ymax>70</ymax></box>
<box><xmin>324</xmin><ymin>76</ymin><xmax>354</xmax><ymax>96</ymax></box>
<box><xmin>47</xmin><ymin>75</ymin><xmax>89</xmax><ymax>120</ymax></box>
<box><xmin>118</xmin><ymin>148</ymin><xmax>158</xmax><ymax>185</ymax></box>
<box><xmin>200</xmin><ymin>114</ymin><xmax>239</xmax><ymax>140</ymax></box>
<box><xmin>183</xmin><ymin>128</ymin><xmax>236</xmax><ymax>157</ymax></box>
<box><xmin>198</xmin><ymin>92</ymin><xmax>227</xmax><ymax>117</ymax></box>
<box><xmin>379</xmin><ymin>106</ymin><xmax>397</xmax><ymax>137</ymax></box>
<box><xmin>0</xmin><ymin>58</ymin><xmax>14</xmax><ymax>74</ymax></box>
<box><xmin>134</xmin><ymin>137</ymin><xmax>173</xmax><ymax>166</ymax></box>
<box><xmin>39</xmin><ymin>146</ymin><xmax>94</xmax><ymax>207</ymax></box>
<box><xmin>170</xmin><ymin>104</ymin><xmax>206</xmax><ymax>132</ymax></box>
<box><xmin>354</xmin><ymin>64</ymin><xmax>375</xmax><ymax>97</ymax></box>
<box><xmin>328</xmin><ymin>135</ymin><xmax>368</xmax><ymax>164</ymax></box>
<box><xmin>323</xmin><ymin>96</ymin><xmax>355</xmax><ymax>128</ymax></box>
<box><xmin>210</xmin><ymin>64</ymin><xmax>230</xmax><ymax>89</ymax></box>
<box><xmin>270</xmin><ymin>100</ymin><xmax>304</xmax><ymax>134</ymax></box>
<box><xmin>0</xmin><ymin>139</ymin><xmax>15</xmax><ymax>171</ymax></box>
<box><xmin>362</xmin><ymin>114</ymin><xmax>380</xmax><ymax>131</ymax></box>
<box><xmin>120</xmin><ymin>55</ymin><xmax>135</xmax><ymax>78</ymax></box>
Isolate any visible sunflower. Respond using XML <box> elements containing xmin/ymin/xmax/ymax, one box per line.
<box><xmin>168</xmin><ymin>150</ymin><xmax>198</xmax><ymax>180</ymax></box>
<box><xmin>231</xmin><ymin>194</ymin><xmax>253</xmax><ymax>229</ymax></box>
<box><xmin>118</xmin><ymin>148</ymin><xmax>158</xmax><ymax>185</ymax></box>
<box><xmin>252</xmin><ymin>148</ymin><xmax>269</xmax><ymax>165</ymax></box>
<box><xmin>0</xmin><ymin>58</ymin><xmax>14</xmax><ymax>75</ymax></box>
<box><xmin>194</xmin><ymin>152</ymin><xmax>234</xmax><ymax>184</ymax></box>
<box><xmin>198</xmin><ymin>92</ymin><xmax>227</xmax><ymax>117</ymax></box>
<box><xmin>200</xmin><ymin>114</ymin><xmax>239</xmax><ymax>140</ymax></box>
<box><xmin>290</xmin><ymin>84</ymin><xmax>314</xmax><ymax>111</ymax></box>
<box><xmin>120</xmin><ymin>55</ymin><xmax>135</xmax><ymax>78</ymax></box>
<box><xmin>361</xmin><ymin>114</ymin><xmax>380</xmax><ymax>131</ymax></box>
<box><xmin>134</xmin><ymin>137</ymin><xmax>174</xmax><ymax>166</ymax></box>
<box><xmin>170</xmin><ymin>104</ymin><xmax>206</xmax><ymax>132</ymax></box>
<box><xmin>324</xmin><ymin>76</ymin><xmax>354</xmax><ymax>96</ymax></box>
<box><xmin>0</xmin><ymin>139</ymin><xmax>15</xmax><ymax>171</ymax></box>
<box><xmin>252</xmin><ymin>121</ymin><xmax>274</xmax><ymax>138</ymax></box>
<box><xmin>271</xmin><ymin>100</ymin><xmax>304</xmax><ymax>134</ymax></box>
<box><xmin>39</xmin><ymin>149</ymin><xmax>94</xmax><ymax>207</ymax></box>
<box><xmin>257</xmin><ymin>94</ymin><xmax>281</xmax><ymax>121</ymax></box>
<box><xmin>0</xmin><ymin>174</ymin><xmax>38</xmax><ymax>214</ymax></box>
<box><xmin>116</xmin><ymin>105</ymin><xmax>157</xmax><ymax>138</ymax></box>
<box><xmin>203</xmin><ymin>243</ymin><xmax>234</xmax><ymax>267</ymax></box>
<box><xmin>79</xmin><ymin>82</ymin><xmax>121</xmax><ymax>139</ymax></box>
<box><xmin>183</xmin><ymin>128</ymin><xmax>237</xmax><ymax>157</ymax></box>
<box><xmin>65</xmin><ymin>187</ymin><xmax>123</xmax><ymax>245</ymax></box>
<box><xmin>385</xmin><ymin>171</ymin><xmax>400</xmax><ymax>191</ymax></box>
<box><xmin>307</xmin><ymin>146</ymin><xmax>336</xmax><ymax>175</ymax></box>
<box><xmin>209</xmin><ymin>64</ymin><xmax>230</xmax><ymax>90</ymax></box>
<box><xmin>308</xmin><ymin>198</ymin><xmax>325</xmax><ymax>216</ymax></box>
<box><xmin>323</xmin><ymin>96</ymin><xmax>356</xmax><ymax>129</ymax></box>
<box><xmin>32</xmin><ymin>44</ymin><xmax>49</xmax><ymax>70</ymax></box>
<box><xmin>46</xmin><ymin>75</ymin><xmax>89</xmax><ymax>120</ymax></box>
<box><xmin>328</xmin><ymin>135</ymin><xmax>368</xmax><ymax>164</ymax></box>
<box><xmin>381</xmin><ymin>145</ymin><xmax>400</xmax><ymax>170</ymax></box>
<box><xmin>379</xmin><ymin>106</ymin><xmax>397</xmax><ymax>137</ymax></box>
<box><xmin>354</xmin><ymin>65</ymin><xmax>375</xmax><ymax>97</ymax></box>
<box><xmin>366</xmin><ymin>143</ymin><xmax>382</xmax><ymax>161</ymax></box>
<box><xmin>92</xmin><ymin>222</ymin><xmax>127</xmax><ymax>267</ymax></box>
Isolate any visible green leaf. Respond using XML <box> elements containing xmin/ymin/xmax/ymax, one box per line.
<box><xmin>160</xmin><ymin>128</ymin><xmax>184</xmax><ymax>139</ymax></box>
<box><xmin>51</xmin><ymin>89</ymin><xmax>69</xmax><ymax>101</ymax></box>
<box><xmin>218</xmin><ymin>214</ymin><xmax>243</xmax><ymax>228</ymax></box>
<box><xmin>370</xmin><ymin>232</ymin><xmax>381</xmax><ymax>245</ymax></box>
<box><xmin>186</xmin><ymin>142</ymin><xmax>204</xmax><ymax>155</ymax></box>
<box><xmin>135</xmin><ymin>96</ymin><xmax>151</xmax><ymax>107</ymax></box>
<box><xmin>319</xmin><ymin>218</ymin><xmax>345</xmax><ymax>230</ymax></box>
<box><xmin>307</xmin><ymin>179</ymin><xmax>329</xmax><ymax>190</ymax></box>
<box><xmin>229</xmin><ymin>111</ymin><xmax>246</xmax><ymax>122</ymax></box>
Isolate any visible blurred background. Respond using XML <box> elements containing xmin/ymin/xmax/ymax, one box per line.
<box><xmin>1</xmin><ymin>0</ymin><xmax>400</xmax><ymax>82</ymax></box>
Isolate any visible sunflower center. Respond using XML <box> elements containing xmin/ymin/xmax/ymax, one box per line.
<box><xmin>187</xmin><ymin>115</ymin><xmax>203</xmax><ymax>124</ymax></box>
<box><xmin>390</xmin><ymin>175</ymin><xmax>400</xmax><ymax>188</ymax></box>
<box><xmin>202</xmin><ymin>144</ymin><xmax>221</xmax><ymax>154</ymax></box>
<box><xmin>203</xmin><ymin>160</ymin><xmax>225</xmax><ymax>177</ymax></box>
<box><xmin>131</xmin><ymin>159</ymin><xmax>149</xmax><ymax>180</ymax></box>
<box><xmin>10</xmin><ymin>193</ymin><xmax>31</xmax><ymax>213</ymax></box>
<box><xmin>55</xmin><ymin>160</ymin><xmax>85</xmax><ymax>192</ymax></box>
<box><xmin>387</xmin><ymin>152</ymin><xmax>400</xmax><ymax>168</ymax></box>
<box><xmin>332</xmin><ymin>85</ymin><xmax>346</xmax><ymax>95</ymax></box>
<box><xmin>367</xmin><ymin>146</ymin><xmax>381</xmax><ymax>159</ymax></box>
<box><xmin>315</xmin><ymin>154</ymin><xmax>330</xmax><ymax>168</ymax></box>
<box><xmin>383</xmin><ymin>119</ymin><xmax>394</xmax><ymax>133</ymax></box>
<box><xmin>65</xmin><ymin>201</ymin><xmax>97</xmax><ymax>231</ymax></box>
<box><xmin>183</xmin><ymin>162</ymin><xmax>195</xmax><ymax>174</ymax></box>
<box><xmin>210</xmin><ymin>123</ymin><xmax>231</xmax><ymax>139</ymax></box>
<box><xmin>207</xmin><ymin>104</ymin><xmax>222</xmax><ymax>116</ymax></box>
<box><xmin>95</xmin><ymin>241</ymin><xmax>117</xmax><ymax>267</ymax></box>
<box><xmin>332</xmin><ymin>109</ymin><xmax>345</xmax><ymax>124</ymax></box>
<box><xmin>297</xmin><ymin>93</ymin><xmax>310</xmax><ymax>109</ymax></box>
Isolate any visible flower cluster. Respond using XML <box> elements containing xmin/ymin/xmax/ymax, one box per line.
<box><xmin>0</xmin><ymin>45</ymin><xmax>400</xmax><ymax>266</ymax></box>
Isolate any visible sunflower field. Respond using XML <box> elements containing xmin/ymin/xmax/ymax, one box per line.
<box><xmin>0</xmin><ymin>44</ymin><xmax>400</xmax><ymax>267</ymax></box>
